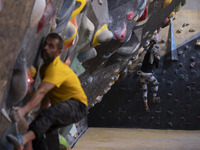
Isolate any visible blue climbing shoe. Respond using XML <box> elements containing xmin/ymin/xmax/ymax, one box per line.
<box><xmin>6</xmin><ymin>134</ymin><xmax>24</xmax><ymax>146</ymax></box>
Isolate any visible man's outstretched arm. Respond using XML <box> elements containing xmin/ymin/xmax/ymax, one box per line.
<box><xmin>13</xmin><ymin>82</ymin><xmax>55</xmax><ymax>118</ymax></box>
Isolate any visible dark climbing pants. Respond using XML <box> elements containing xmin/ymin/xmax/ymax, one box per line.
<box><xmin>28</xmin><ymin>99</ymin><xmax>87</xmax><ymax>150</ymax></box>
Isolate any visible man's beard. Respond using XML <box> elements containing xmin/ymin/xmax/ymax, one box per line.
<box><xmin>41</xmin><ymin>50</ymin><xmax>55</xmax><ymax>64</ymax></box>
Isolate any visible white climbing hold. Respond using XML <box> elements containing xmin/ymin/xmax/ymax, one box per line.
<box><xmin>30</xmin><ymin>0</ymin><xmax>46</xmax><ymax>28</ymax></box>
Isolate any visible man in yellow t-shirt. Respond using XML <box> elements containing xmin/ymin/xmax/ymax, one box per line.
<box><xmin>7</xmin><ymin>33</ymin><xmax>88</xmax><ymax>150</ymax></box>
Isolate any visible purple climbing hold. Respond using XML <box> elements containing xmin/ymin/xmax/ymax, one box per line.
<box><xmin>126</xmin><ymin>11</ymin><xmax>134</xmax><ymax>21</ymax></box>
<box><xmin>114</xmin><ymin>22</ymin><xmax>127</xmax><ymax>41</ymax></box>
<box><xmin>190</xmin><ymin>62</ymin><xmax>195</xmax><ymax>68</ymax></box>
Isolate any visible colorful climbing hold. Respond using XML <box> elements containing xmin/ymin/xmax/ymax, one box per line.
<box><xmin>30</xmin><ymin>66</ymin><xmax>36</xmax><ymax>78</ymax></box>
<box><xmin>181</xmin><ymin>0</ymin><xmax>186</xmax><ymax>6</ymax></box>
<box><xmin>30</xmin><ymin>0</ymin><xmax>46</xmax><ymax>28</ymax></box>
<box><xmin>75</xmin><ymin>15</ymin><xmax>95</xmax><ymax>53</ymax></box>
<box><xmin>138</xmin><ymin>6</ymin><xmax>148</xmax><ymax>22</ymax></box>
<box><xmin>174</xmin><ymin>99</ymin><xmax>179</xmax><ymax>103</ymax></box>
<box><xmin>63</xmin><ymin>17</ymin><xmax>78</xmax><ymax>49</ymax></box>
<box><xmin>168</xmin><ymin>11</ymin><xmax>175</xmax><ymax>18</ymax></box>
<box><xmin>65</xmin><ymin>57</ymin><xmax>71</xmax><ymax>66</ymax></box>
<box><xmin>77</xmin><ymin>48</ymin><xmax>97</xmax><ymax>62</ymax></box>
<box><xmin>185</xmin><ymin>104</ymin><xmax>191</xmax><ymax>110</ymax></box>
<box><xmin>126</xmin><ymin>11</ymin><xmax>134</xmax><ymax>21</ymax></box>
<box><xmin>114</xmin><ymin>22</ymin><xmax>127</xmax><ymax>41</ymax></box>
<box><xmin>71</xmin><ymin>0</ymin><xmax>86</xmax><ymax>19</ymax></box>
<box><xmin>27</xmin><ymin>68</ymin><xmax>34</xmax><ymax>94</ymax></box>
<box><xmin>189</xmin><ymin>28</ymin><xmax>196</xmax><ymax>32</ymax></box>
<box><xmin>196</xmin><ymin>40</ymin><xmax>200</xmax><ymax>48</ymax></box>
<box><xmin>162</xmin><ymin>18</ymin><xmax>170</xmax><ymax>28</ymax></box>
<box><xmin>175</xmin><ymin>2</ymin><xmax>182</xmax><ymax>13</ymax></box>
<box><xmin>133</xmin><ymin>14</ymin><xmax>139</xmax><ymax>22</ymax></box>
<box><xmin>182</xmin><ymin>22</ymin><xmax>190</xmax><ymax>27</ymax></box>
<box><xmin>96</xmin><ymin>30</ymin><xmax>113</xmax><ymax>44</ymax></box>
<box><xmin>37</xmin><ymin>0</ymin><xmax>55</xmax><ymax>33</ymax></box>
<box><xmin>176</xmin><ymin>28</ymin><xmax>183</xmax><ymax>33</ymax></box>
<box><xmin>92</xmin><ymin>24</ymin><xmax>110</xmax><ymax>47</ymax></box>
<box><xmin>138</xmin><ymin>0</ymin><xmax>147</xmax><ymax>11</ymax></box>
<box><xmin>190</xmin><ymin>62</ymin><xmax>195</xmax><ymax>68</ymax></box>
<box><xmin>196</xmin><ymin>116</ymin><xmax>200</xmax><ymax>121</ymax></box>
<box><xmin>163</xmin><ymin>0</ymin><xmax>172</xmax><ymax>8</ymax></box>
<box><xmin>190</xmin><ymin>56</ymin><xmax>195</xmax><ymax>61</ymax></box>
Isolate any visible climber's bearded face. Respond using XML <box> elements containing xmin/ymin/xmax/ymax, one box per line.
<box><xmin>41</xmin><ymin>38</ymin><xmax>60</xmax><ymax>64</ymax></box>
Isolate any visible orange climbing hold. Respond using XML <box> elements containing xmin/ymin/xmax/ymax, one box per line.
<box><xmin>65</xmin><ymin>57</ymin><xmax>71</xmax><ymax>66</ymax></box>
<box><xmin>64</xmin><ymin>17</ymin><xmax>78</xmax><ymax>50</ymax></box>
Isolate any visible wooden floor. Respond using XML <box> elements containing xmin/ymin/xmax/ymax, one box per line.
<box><xmin>72</xmin><ymin>128</ymin><xmax>200</xmax><ymax>150</ymax></box>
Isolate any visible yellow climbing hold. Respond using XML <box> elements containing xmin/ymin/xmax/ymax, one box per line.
<box><xmin>168</xmin><ymin>11</ymin><xmax>175</xmax><ymax>18</ymax></box>
<box><xmin>64</xmin><ymin>21</ymin><xmax>77</xmax><ymax>45</ymax></box>
<box><xmin>163</xmin><ymin>0</ymin><xmax>172</xmax><ymax>8</ymax></box>
<box><xmin>175</xmin><ymin>2</ymin><xmax>181</xmax><ymax>13</ymax></box>
<box><xmin>71</xmin><ymin>0</ymin><xmax>86</xmax><ymax>19</ymax></box>
<box><xmin>92</xmin><ymin>24</ymin><xmax>108</xmax><ymax>47</ymax></box>
<box><xmin>133</xmin><ymin>14</ymin><xmax>139</xmax><ymax>21</ymax></box>
<box><xmin>30</xmin><ymin>66</ymin><xmax>36</xmax><ymax>78</ymax></box>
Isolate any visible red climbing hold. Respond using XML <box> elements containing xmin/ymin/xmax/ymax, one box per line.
<box><xmin>27</xmin><ymin>69</ymin><xmax>34</xmax><ymax>94</ymax></box>
<box><xmin>138</xmin><ymin>6</ymin><xmax>148</xmax><ymax>22</ymax></box>
<box><xmin>114</xmin><ymin>22</ymin><xmax>127</xmax><ymax>41</ymax></box>
<box><xmin>65</xmin><ymin>57</ymin><xmax>71</xmax><ymax>66</ymax></box>
<box><xmin>196</xmin><ymin>116</ymin><xmax>200</xmax><ymax>120</ymax></box>
<box><xmin>126</xmin><ymin>11</ymin><xmax>134</xmax><ymax>21</ymax></box>
<box><xmin>37</xmin><ymin>0</ymin><xmax>55</xmax><ymax>33</ymax></box>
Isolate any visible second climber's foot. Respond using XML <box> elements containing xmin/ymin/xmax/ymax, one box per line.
<box><xmin>6</xmin><ymin>134</ymin><xmax>24</xmax><ymax>150</ymax></box>
<box><xmin>145</xmin><ymin>105</ymin><xmax>150</xmax><ymax>112</ymax></box>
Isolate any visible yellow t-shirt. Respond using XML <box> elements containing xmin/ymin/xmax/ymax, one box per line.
<box><xmin>40</xmin><ymin>56</ymin><xmax>88</xmax><ymax>106</ymax></box>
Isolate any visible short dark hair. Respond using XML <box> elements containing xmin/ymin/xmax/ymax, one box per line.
<box><xmin>46</xmin><ymin>33</ymin><xmax>64</xmax><ymax>50</ymax></box>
